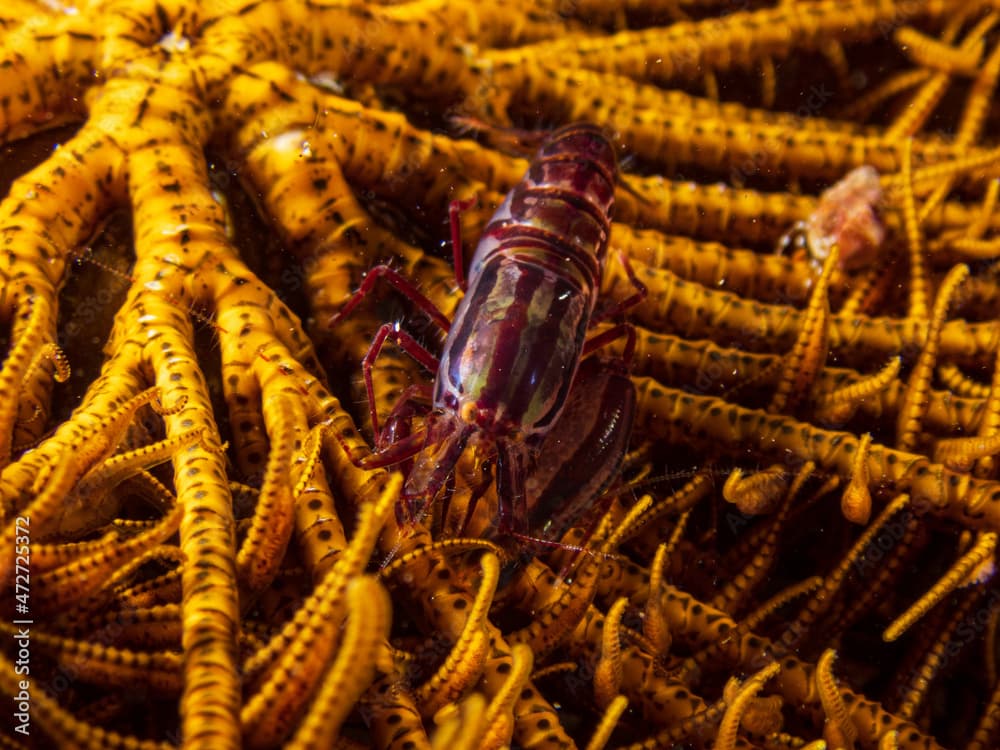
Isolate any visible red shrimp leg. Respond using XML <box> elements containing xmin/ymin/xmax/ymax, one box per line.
<box><xmin>591</xmin><ymin>250</ymin><xmax>648</xmax><ymax>324</ymax></box>
<box><xmin>496</xmin><ymin>442</ymin><xmax>531</xmax><ymax>536</ymax></box>
<box><xmin>362</xmin><ymin>323</ymin><xmax>439</xmax><ymax>441</ymax></box>
<box><xmin>378</xmin><ymin>383</ymin><xmax>432</xmax><ymax>480</ymax></box>
<box><xmin>328</xmin><ymin>264</ymin><xmax>451</xmax><ymax>333</ymax></box>
<box><xmin>583</xmin><ymin>323</ymin><xmax>637</xmax><ymax>367</ymax></box>
<box><xmin>449</xmin><ymin>196</ymin><xmax>478</xmax><ymax>291</ymax></box>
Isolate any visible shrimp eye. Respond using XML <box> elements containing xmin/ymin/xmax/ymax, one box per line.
<box><xmin>459</xmin><ymin>401</ymin><xmax>479</xmax><ymax>424</ymax></box>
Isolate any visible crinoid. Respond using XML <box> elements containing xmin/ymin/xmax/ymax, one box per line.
<box><xmin>1</xmin><ymin>1</ymin><xmax>999</xmax><ymax>749</ymax></box>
